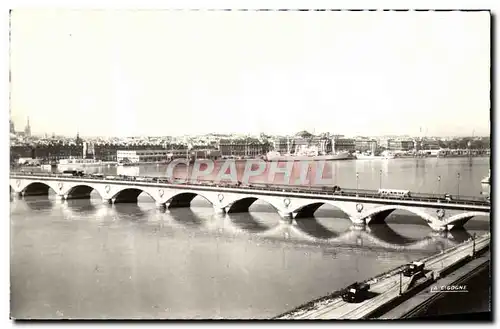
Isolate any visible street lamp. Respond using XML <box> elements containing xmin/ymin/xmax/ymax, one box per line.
<box><xmin>437</xmin><ymin>176</ymin><xmax>441</xmax><ymax>194</ymax></box>
<box><xmin>186</xmin><ymin>145</ymin><xmax>192</xmax><ymax>184</ymax></box>
<box><xmin>457</xmin><ymin>173</ymin><xmax>461</xmax><ymax>198</ymax></box>
<box><xmin>356</xmin><ymin>172</ymin><xmax>359</xmax><ymax>195</ymax></box>
<box><xmin>472</xmin><ymin>233</ymin><xmax>476</xmax><ymax>257</ymax></box>
<box><xmin>399</xmin><ymin>271</ymin><xmax>403</xmax><ymax>295</ymax></box>
<box><xmin>379</xmin><ymin>169</ymin><xmax>382</xmax><ymax>189</ymax></box>
<box><xmin>308</xmin><ymin>165</ymin><xmax>312</xmax><ymax>190</ymax></box>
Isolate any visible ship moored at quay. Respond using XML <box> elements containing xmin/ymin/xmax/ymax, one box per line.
<box><xmin>265</xmin><ymin>151</ymin><xmax>354</xmax><ymax>161</ymax></box>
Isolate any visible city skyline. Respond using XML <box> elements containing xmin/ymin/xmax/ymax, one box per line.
<box><xmin>9</xmin><ymin>114</ymin><xmax>491</xmax><ymax>140</ymax></box>
<box><xmin>10</xmin><ymin>10</ymin><xmax>491</xmax><ymax>138</ymax></box>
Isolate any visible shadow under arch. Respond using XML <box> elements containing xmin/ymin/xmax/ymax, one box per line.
<box><xmin>113</xmin><ymin>203</ymin><xmax>147</xmax><ymax>219</ymax></box>
<box><xmin>24</xmin><ymin>195</ymin><xmax>54</xmax><ymax>211</ymax></box>
<box><xmin>461</xmin><ymin>216</ymin><xmax>491</xmax><ymax>231</ymax></box>
<box><xmin>293</xmin><ymin>217</ymin><xmax>344</xmax><ymax>240</ymax></box>
<box><xmin>294</xmin><ymin>202</ymin><xmax>351</xmax><ymax>220</ymax></box>
<box><xmin>112</xmin><ymin>188</ymin><xmax>155</xmax><ymax>204</ymax></box>
<box><xmin>65</xmin><ymin>198</ymin><xmax>97</xmax><ymax>214</ymax></box>
<box><xmin>66</xmin><ymin>184</ymin><xmax>102</xmax><ymax>200</ymax></box>
<box><xmin>167</xmin><ymin>192</ymin><xmax>213</xmax><ymax>209</ymax></box>
<box><xmin>168</xmin><ymin>208</ymin><xmax>204</xmax><ymax>227</ymax></box>
<box><xmin>226</xmin><ymin>212</ymin><xmax>277</xmax><ymax>233</ymax></box>
<box><xmin>23</xmin><ymin>182</ymin><xmax>57</xmax><ymax>196</ymax></box>
<box><xmin>365</xmin><ymin>206</ymin><xmax>435</xmax><ymax>227</ymax></box>
<box><xmin>367</xmin><ymin>223</ymin><xmax>421</xmax><ymax>246</ymax></box>
<box><xmin>443</xmin><ymin>229</ymin><xmax>472</xmax><ymax>244</ymax></box>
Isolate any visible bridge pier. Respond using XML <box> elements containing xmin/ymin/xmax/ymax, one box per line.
<box><xmin>350</xmin><ymin>223</ymin><xmax>368</xmax><ymax>231</ymax></box>
<box><xmin>279</xmin><ymin>211</ymin><xmax>294</xmax><ymax>224</ymax></box>
<box><xmin>213</xmin><ymin>207</ymin><xmax>226</xmax><ymax>215</ymax></box>
<box><xmin>102</xmin><ymin>198</ymin><xmax>113</xmax><ymax>204</ymax></box>
<box><xmin>432</xmin><ymin>225</ymin><xmax>448</xmax><ymax>233</ymax></box>
<box><xmin>352</xmin><ymin>217</ymin><xmax>367</xmax><ymax>228</ymax></box>
<box><xmin>155</xmin><ymin>202</ymin><xmax>167</xmax><ymax>209</ymax></box>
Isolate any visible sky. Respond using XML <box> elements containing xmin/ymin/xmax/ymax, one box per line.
<box><xmin>9</xmin><ymin>9</ymin><xmax>491</xmax><ymax>137</ymax></box>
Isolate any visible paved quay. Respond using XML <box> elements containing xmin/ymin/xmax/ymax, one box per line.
<box><xmin>277</xmin><ymin>233</ymin><xmax>490</xmax><ymax>320</ymax></box>
<box><xmin>378</xmin><ymin>250</ymin><xmax>490</xmax><ymax>319</ymax></box>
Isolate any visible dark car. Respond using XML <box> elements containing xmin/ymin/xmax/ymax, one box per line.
<box><xmin>341</xmin><ymin>282</ymin><xmax>370</xmax><ymax>303</ymax></box>
<box><xmin>403</xmin><ymin>261</ymin><xmax>425</xmax><ymax>277</ymax></box>
<box><xmin>62</xmin><ymin>170</ymin><xmax>84</xmax><ymax>177</ymax></box>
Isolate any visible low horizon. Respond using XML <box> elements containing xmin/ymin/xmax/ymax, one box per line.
<box><xmin>11</xmin><ymin>128</ymin><xmax>491</xmax><ymax>140</ymax></box>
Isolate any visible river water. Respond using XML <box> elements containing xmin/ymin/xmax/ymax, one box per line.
<box><xmin>10</xmin><ymin>157</ymin><xmax>491</xmax><ymax>319</ymax></box>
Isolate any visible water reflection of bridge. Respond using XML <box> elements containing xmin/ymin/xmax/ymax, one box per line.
<box><xmin>53</xmin><ymin>198</ymin><xmax>475</xmax><ymax>252</ymax></box>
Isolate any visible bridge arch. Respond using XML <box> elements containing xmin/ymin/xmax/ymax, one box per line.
<box><xmin>166</xmin><ymin>192</ymin><xmax>213</xmax><ymax>209</ymax></box>
<box><xmin>65</xmin><ymin>184</ymin><xmax>102</xmax><ymax>200</ymax></box>
<box><xmin>291</xmin><ymin>201</ymin><xmax>353</xmax><ymax>220</ymax></box>
<box><xmin>109</xmin><ymin>187</ymin><xmax>155</xmax><ymax>204</ymax></box>
<box><xmin>226</xmin><ymin>197</ymin><xmax>282</xmax><ymax>214</ymax></box>
<box><xmin>361</xmin><ymin>205</ymin><xmax>438</xmax><ymax>227</ymax></box>
<box><xmin>22</xmin><ymin>181</ymin><xmax>58</xmax><ymax>197</ymax></box>
<box><xmin>446</xmin><ymin>212</ymin><xmax>489</xmax><ymax>230</ymax></box>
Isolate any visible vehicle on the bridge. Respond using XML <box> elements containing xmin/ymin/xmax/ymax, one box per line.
<box><xmin>377</xmin><ymin>189</ymin><xmax>411</xmax><ymax>198</ymax></box>
<box><xmin>333</xmin><ymin>185</ymin><xmax>341</xmax><ymax>193</ymax></box>
<box><xmin>61</xmin><ymin>170</ymin><xmax>85</xmax><ymax>177</ymax></box>
<box><xmin>403</xmin><ymin>261</ymin><xmax>425</xmax><ymax>277</ymax></box>
<box><xmin>90</xmin><ymin>173</ymin><xmax>104</xmax><ymax>179</ymax></box>
<box><xmin>444</xmin><ymin>193</ymin><xmax>453</xmax><ymax>201</ymax></box>
<box><xmin>248</xmin><ymin>183</ymin><xmax>269</xmax><ymax>189</ymax></box>
<box><xmin>135</xmin><ymin>177</ymin><xmax>156</xmax><ymax>182</ymax></box>
<box><xmin>341</xmin><ymin>282</ymin><xmax>371</xmax><ymax>303</ymax></box>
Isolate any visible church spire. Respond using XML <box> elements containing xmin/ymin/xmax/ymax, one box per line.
<box><xmin>24</xmin><ymin>116</ymin><xmax>31</xmax><ymax>136</ymax></box>
<box><xmin>76</xmin><ymin>128</ymin><xmax>82</xmax><ymax>145</ymax></box>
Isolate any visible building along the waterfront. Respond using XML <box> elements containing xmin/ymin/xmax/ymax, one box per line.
<box><xmin>332</xmin><ymin>137</ymin><xmax>356</xmax><ymax>152</ymax></box>
<box><xmin>218</xmin><ymin>138</ymin><xmax>270</xmax><ymax>158</ymax></box>
<box><xmin>387</xmin><ymin>139</ymin><xmax>415</xmax><ymax>151</ymax></box>
<box><xmin>117</xmin><ymin>150</ymin><xmax>170</xmax><ymax>163</ymax></box>
<box><xmin>355</xmin><ymin>138</ymin><xmax>378</xmax><ymax>153</ymax></box>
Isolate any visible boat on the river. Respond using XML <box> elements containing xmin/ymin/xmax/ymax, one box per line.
<box><xmin>355</xmin><ymin>152</ymin><xmax>386</xmax><ymax>160</ymax></box>
<box><xmin>58</xmin><ymin>158</ymin><xmax>117</xmax><ymax>169</ymax></box>
<box><xmin>481</xmin><ymin>170</ymin><xmax>491</xmax><ymax>185</ymax></box>
<box><xmin>266</xmin><ymin>144</ymin><xmax>353</xmax><ymax>162</ymax></box>
<box><xmin>381</xmin><ymin>151</ymin><xmax>396</xmax><ymax>159</ymax></box>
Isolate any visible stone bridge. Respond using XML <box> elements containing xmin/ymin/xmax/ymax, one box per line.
<box><xmin>10</xmin><ymin>176</ymin><xmax>491</xmax><ymax>232</ymax></box>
